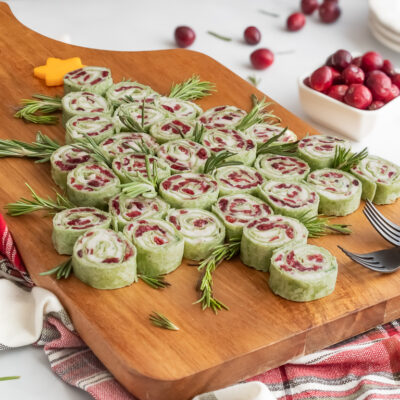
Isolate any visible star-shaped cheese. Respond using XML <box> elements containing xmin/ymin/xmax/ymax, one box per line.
<box><xmin>34</xmin><ymin>57</ymin><xmax>84</xmax><ymax>86</ymax></box>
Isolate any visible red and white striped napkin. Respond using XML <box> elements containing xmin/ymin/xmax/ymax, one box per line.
<box><xmin>1</xmin><ymin>212</ymin><xmax>400</xmax><ymax>399</ymax></box>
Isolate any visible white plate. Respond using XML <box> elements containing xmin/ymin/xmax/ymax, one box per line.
<box><xmin>369</xmin><ymin>16</ymin><xmax>400</xmax><ymax>53</ymax></box>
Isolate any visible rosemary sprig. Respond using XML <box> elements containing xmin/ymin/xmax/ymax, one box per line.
<box><xmin>5</xmin><ymin>183</ymin><xmax>75</xmax><ymax>216</ymax></box>
<box><xmin>39</xmin><ymin>258</ymin><xmax>73</xmax><ymax>279</ymax></box>
<box><xmin>203</xmin><ymin>151</ymin><xmax>243</xmax><ymax>174</ymax></box>
<box><xmin>195</xmin><ymin>240</ymin><xmax>240</xmax><ymax>313</ymax></box>
<box><xmin>0</xmin><ymin>376</ymin><xmax>20</xmax><ymax>381</ymax></box>
<box><xmin>235</xmin><ymin>96</ymin><xmax>280</xmax><ymax>131</ymax></box>
<box><xmin>73</xmin><ymin>133</ymin><xmax>112</xmax><ymax>167</ymax></box>
<box><xmin>192</xmin><ymin>122</ymin><xmax>206</xmax><ymax>143</ymax></box>
<box><xmin>256</xmin><ymin>127</ymin><xmax>299</xmax><ymax>157</ymax></box>
<box><xmin>119</xmin><ymin>155</ymin><xmax>158</xmax><ymax>198</ymax></box>
<box><xmin>332</xmin><ymin>146</ymin><xmax>368</xmax><ymax>172</ymax></box>
<box><xmin>134</xmin><ymin>139</ymin><xmax>155</xmax><ymax>155</ymax></box>
<box><xmin>139</xmin><ymin>274</ymin><xmax>171</xmax><ymax>289</ymax></box>
<box><xmin>149</xmin><ymin>312</ymin><xmax>179</xmax><ymax>331</ymax></box>
<box><xmin>207</xmin><ymin>31</ymin><xmax>232</xmax><ymax>41</ymax></box>
<box><xmin>169</xmin><ymin>75</ymin><xmax>216</xmax><ymax>101</ymax></box>
<box><xmin>258</xmin><ymin>9</ymin><xmax>280</xmax><ymax>18</ymax></box>
<box><xmin>297</xmin><ymin>211</ymin><xmax>352</xmax><ymax>238</ymax></box>
<box><xmin>14</xmin><ymin>94</ymin><xmax>62</xmax><ymax>124</ymax></box>
<box><xmin>247</xmin><ymin>75</ymin><xmax>261</xmax><ymax>87</ymax></box>
<box><xmin>0</xmin><ymin>131</ymin><xmax>60</xmax><ymax>162</ymax></box>
<box><xmin>119</xmin><ymin>114</ymin><xmax>145</xmax><ymax>133</ymax></box>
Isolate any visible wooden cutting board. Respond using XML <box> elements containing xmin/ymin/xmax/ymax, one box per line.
<box><xmin>1</xmin><ymin>3</ymin><xmax>400</xmax><ymax>399</ymax></box>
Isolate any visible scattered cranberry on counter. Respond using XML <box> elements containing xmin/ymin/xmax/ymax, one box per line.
<box><xmin>250</xmin><ymin>48</ymin><xmax>274</xmax><ymax>70</ymax></box>
<box><xmin>301</xmin><ymin>0</ymin><xmax>319</xmax><ymax>15</ymax></box>
<box><xmin>244</xmin><ymin>26</ymin><xmax>261</xmax><ymax>45</ymax></box>
<box><xmin>287</xmin><ymin>12</ymin><xmax>306</xmax><ymax>31</ymax></box>
<box><xmin>344</xmin><ymin>84</ymin><xmax>372</xmax><ymax>109</ymax></box>
<box><xmin>305</xmin><ymin>49</ymin><xmax>400</xmax><ymax>110</ymax></box>
<box><xmin>174</xmin><ymin>26</ymin><xmax>196</xmax><ymax>48</ymax></box>
<box><xmin>319</xmin><ymin>0</ymin><xmax>341</xmax><ymax>23</ymax></box>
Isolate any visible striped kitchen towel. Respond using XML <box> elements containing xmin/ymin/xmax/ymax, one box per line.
<box><xmin>1</xmin><ymin>211</ymin><xmax>400</xmax><ymax>399</ymax></box>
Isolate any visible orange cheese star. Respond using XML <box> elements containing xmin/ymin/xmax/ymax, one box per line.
<box><xmin>33</xmin><ymin>57</ymin><xmax>84</xmax><ymax>87</ymax></box>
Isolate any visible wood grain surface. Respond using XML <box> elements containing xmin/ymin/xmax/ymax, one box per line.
<box><xmin>1</xmin><ymin>3</ymin><xmax>400</xmax><ymax>399</ymax></box>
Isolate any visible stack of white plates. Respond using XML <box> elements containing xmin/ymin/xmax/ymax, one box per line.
<box><xmin>369</xmin><ymin>0</ymin><xmax>400</xmax><ymax>52</ymax></box>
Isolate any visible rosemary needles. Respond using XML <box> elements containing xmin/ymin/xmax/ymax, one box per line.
<box><xmin>203</xmin><ymin>151</ymin><xmax>242</xmax><ymax>174</ymax></box>
<box><xmin>39</xmin><ymin>258</ymin><xmax>73</xmax><ymax>279</ymax></box>
<box><xmin>149</xmin><ymin>312</ymin><xmax>179</xmax><ymax>331</ymax></box>
<box><xmin>256</xmin><ymin>127</ymin><xmax>299</xmax><ymax>157</ymax></box>
<box><xmin>169</xmin><ymin>75</ymin><xmax>216</xmax><ymax>101</ymax></box>
<box><xmin>332</xmin><ymin>146</ymin><xmax>368</xmax><ymax>172</ymax></box>
<box><xmin>14</xmin><ymin>94</ymin><xmax>62</xmax><ymax>124</ymax></box>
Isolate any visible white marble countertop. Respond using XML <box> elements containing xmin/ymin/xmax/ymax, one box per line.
<box><xmin>1</xmin><ymin>0</ymin><xmax>400</xmax><ymax>398</ymax></box>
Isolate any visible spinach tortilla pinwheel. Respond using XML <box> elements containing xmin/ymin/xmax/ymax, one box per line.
<box><xmin>156</xmin><ymin>139</ymin><xmax>210</xmax><ymax>173</ymax></box>
<box><xmin>159</xmin><ymin>173</ymin><xmax>219</xmax><ymax>210</ymax></box>
<box><xmin>123</xmin><ymin>218</ymin><xmax>184</xmax><ymax>276</ymax></box>
<box><xmin>257</xmin><ymin>181</ymin><xmax>319</xmax><ymax>219</ymax></box>
<box><xmin>52</xmin><ymin>207</ymin><xmax>111</xmax><ymax>255</ymax></box>
<box><xmin>202</xmin><ymin>128</ymin><xmax>257</xmax><ymax>166</ymax></box>
<box><xmin>111</xmin><ymin>153</ymin><xmax>171</xmax><ymax>184</ymax></box>
<box><xmin>66</xmin><ymin>162</ymin><xmax>120</xmax><ymax>209</ymax></box>
<box><xmin>62</xmin><ymin>91</ymin><xmax>112</xmax><ymax>126</ymax></box>
<box><xmin>105</xmin><ymin>81</ymin><xmax>158</xmax><ymax>108</ymax></box>
<box><xmin>50</xmin><ymin>145</ymin><xmax>94</xmax><ymax>190</ymax></box>
<box><xmin>245</xmin><ymin>123</ymin><xmax>297</xmax><ymax>147</ymax></box>
<box><xmin>350</xmin><ymin>155</ymin><xmax>400</xmax><ymax>204</ymax></box>
<box><xmin>212</xmin><ymin>193</ymin><xmax>273</xmax><ymax>240</ymax></box>
<box><xmin>72</xmin><ymin>228</ymin><xmax>137</xmax><ymax>290</ymax></box>
<box><xmin>306</xmin><ymin>168</ymin><xmax>361</xmax><ymax>216</ymax></box>
<box><xmin>149</xmin><ymin>118</ymin><xmax>197</xmax><ymax>144</ymax></box>
<box><xmin>157</xmin><ymin>96</ymin><xmax>202</xmax><ymax>120</ymax></box>
<box><xmin>269</xmin><ymin>243</ymin><xmax>337</xmax><ymax>302</ymax></box>
<box><xmin>240</xmin><ymin>215</ymin><xmax>308</xmax><ymax>272</ymax></box>
<box><xmin>167</xmin><ymin>208</ymin><xmax>225</xmax><ymax>260</ymax></box>
<box><xmin>254</xmin><ymin>153</ymin><xmax>310</xmax><ymax>182</ymax></box>
<box><xmin>213</xmin><ymin>165</ymin><xmax>264</xmax><ymax>197</ymax></box>
<box><xmin>298</xmin><ymin>135</ymin><xmax>351</xmax><ymax>170</ymax></box>
<box><xmin>100</xmin><ymin>132</ymin><xmax>159</xmax><ymax>159</ymax></box>
<box><xmin>109</xmin><ymin>194</ymin><xmax>169</xmax><ymax>230</ymax></box>
<box><xmin>63</xmin><ymin>66</ymin><xmax>113</xmax><ymax>95</ymax></box>
<box><xmin>65</xmin><ymin>114</ymin><xmax>118</xmax><ymax>144</ymax></box>
<box><xmin>199</xmin><ymin>105</ymin><xmax>246</xmax><ymax>128</ymax></box>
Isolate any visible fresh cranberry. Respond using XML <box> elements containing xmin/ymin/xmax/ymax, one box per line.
<box><xmin>310</xmin><ymin>66</ymin><xmax>333</xmax><ymax>92</ymax></box>
<box><xmin>250</xmin><ymin>48</ymin><xmax>274</xmax><ymax>70</ymax></box>
<box><xmin>325</xmin><ymin>54</ymin><xmax>334</xmax><ymax>67</ymax></box>
<box><xmin>352</xmin><ymin>56</ymin><xmax>362</xmax><ymax>67</ymax></box>
<box><xmin>331</xmin><ymin>49</ymin><xmax>352</xmax><ymax>71</ymax></box>
<box><xmin>366</xmin><ymin>70</ymin><xmax>392</xmax><ymax>101</ymax></box>
<box><xmin>319</xmin><ymin>1</ymin><xmax>341</xmax><ymax>23</ymax></box>
<box><xmin>301</xmin><ymin>0</ymin><xmax>319</xmax><ymax>15</ymax></box>
<box><xmin>174</xmin><ymin>26</ymin><xmax>196</xmax><ymax>48</ymax></box>
<box><xmin>328</xmin><ymin>66</ymin><xmax>342</xmax><ymax>84</ymax></box>
<box><xmin>303</xmin><ymin>77</ymin><xmax>311</xmax><ymax>87</ymax></box>
<box><xmin>392</xmin><ymin>73</ymin><xmax>400</xmax><ymax>89</ymax></box>
<box><xmin>361</xmin><ymin>51</ymin><xmax>383</xmax><ymax>72</ymax></box>
<box><xmin>342</xmin><ymin>64</ymin><xmax>365</xmax><ymax>84</ymax></box>
<box><xmin>369</xmin><ymin>100</ymin><xmax>385</xmax><ymax>110</ymax></box>
<box><xmin>344</xmin><ymin>84</ymin><xmax>372</xmax><ymax>109</ymax></box>
<box><xmin>327</xmin><ymin>84</ymin><xmax>348</xmax><ymax>102</ymax></box>
<box><xmin>386</xmin><ymin>84</ymin><xmax>400</xmax><ymax>103</ymax></box>
<box><xmin>244</xmin><ymin>26</ymin><xmax>261</xmax><ymax>45</ymax></box>
<box><xmin>382</xmin><ymin>59</ymin><xmax>395</xmax><ymax>76</ymax></box>
<box><xmin>287</xmin><ymin>12</ymin><xmax>306</xmax><ymax>31</ymax></box>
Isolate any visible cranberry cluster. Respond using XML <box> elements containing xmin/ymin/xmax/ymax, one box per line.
<box><xmin>287</xmin><ymin>0</ymin><xmax>341</xmax><ymax>32</ymax></box>
<box><xmin>305</xmin><ymin>49</ymin><xmax>400</xmax><ymax>110</ymax></box>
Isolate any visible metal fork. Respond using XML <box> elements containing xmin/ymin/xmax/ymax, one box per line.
<box><xmin>363</xmin><ymin>199</ymin><xmax>400</xmax><ymax>247</ymax></box>
<box><xmin>338</xmin><ymin>245</ymin><xmax>400</xmax><ymax>273</ymax></box>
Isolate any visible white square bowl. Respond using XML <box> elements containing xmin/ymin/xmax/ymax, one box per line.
<box><xmin>298</xmin><ymin>73</ymin><xmax>400</xmax><ymax>141</ymax></box>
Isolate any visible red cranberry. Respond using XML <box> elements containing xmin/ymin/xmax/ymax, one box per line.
<box><xmin>366</xmin><ymin>70</ymin><xmax>392</xmax><ymax>101</ymax></box>
<box><xmin>250</xmin><ymin>48</ymin><xmax>274</xmax><ymax>70</ymax></box>
<box><xmin>331</xmin><ymin>49</ymin><xmax>352</xmax><ymax>71</ymax></box>
<box><xmin>310</xmin><ymin>66</ymin><xmax>333</xmax><ymax>92</ymax></box>
<box><xmin>287</xmin><ymin>12</ymin><xmax>306</xmax><ymax>31</ymax></box>
<box><xmin>301</xmin><ymin>0</ymin><xmax>319</xmax><ymax>15</ymax></box>
<box><xmin>327</xmin><ymin>84</ymin><xmax>348</xmax><ymax>102</ymax></box>
<box><xmin>319</xmin><ymin>1</ymin><xmax>341</xmax><ymax>23</ymax></box>
<box><xmin>362</xmin><ymin>51</ymin><xmax>383</xmax><ymax>72</ymax></box>
<box><xmin>244</xmin><ymin>26</ymin><xmax>261</xmax><ymax>45</ymax></box>
<box><xmin>369</xmin><ymin>100</ymin><xmax>385</xmax><ymax>110</ymax></box>
<box><xmin>344</xmin><ymin>84</ymin><xmax>373</xmax><ymax>109</ymax></box>
<box><xmin>174</xmin><ymin>26</ymin><xmax>196</xmax><ymax>48</ymax></box>
<box><xmin>382</xmin><ymin>59</ymin><xmax>395</xmax><ymax>77</ymax></box>
<box><xmin>325</xmin><ymin>54</ymin><xmax>334</xmax><ymax>67</ymax></box>
<box><xmin>342</xmin><ymin>64</ymin><xmax>365</xmax><ymax>84</ymax></box>
<box><xmin>392</xmin><ymin>73</ymin><xmax>400</xmax><ymax>89</ymax></box>
<box><xmin>303</xmin><ymin>77</ymin><xmax>311</xmax><ymax>87</ymax></box>
<box><xmin>352</xmin><ymin>56</ymin><xmax>362</xmax><ymax>67</ymax></box>
<box><xmin>328</xmin><ymin>66</ymin><xmax>342</xmax><ymax>84</ymax></box>
<box><xmin>386</xmin><ymin>84</ymin><xmax>400</xmax><ymax>103</ymax></box>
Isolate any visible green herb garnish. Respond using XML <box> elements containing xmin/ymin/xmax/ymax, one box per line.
<box><xmin>256</xmin><ymin>127</ymin><xmax>299</xmax><ymax>157</ymax></box>
<box><xmin>149</xmin><ymin>312</ymin><xmax>179</xmax><ymax>331</ymax></box>
<box><xmin>203</xmin><ymin>151</ymin><xmax>242</xmax><ymax>174</ymax></box>
<box><xmin>169</xmin><ymin>75</ymin><xmax>216</xmax><ymax>101</ymax></box>
<box><xmin>139</xmin><ymin>274</ymin><xmax>171</xmax><ymax>289</ymax></box>
<box><xmin>14</xmin><ymin>94</ymin><xmax>62</xmax><ymax>124</ymax></box>
<box><xmin>39</xmin><ymin>258</ymin><xmax>73</xmax><ymax>280</ymax></box>
<box><xmin>332</xmin><ymin>146</ymin><xmax>368</xmax><ymax>172</ymax></box>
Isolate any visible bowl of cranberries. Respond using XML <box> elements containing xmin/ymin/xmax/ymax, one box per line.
<box><xmin>298</xmin><ymin>49</ymin><xmax>400</xmax><ymax>141</ymax></box>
